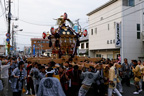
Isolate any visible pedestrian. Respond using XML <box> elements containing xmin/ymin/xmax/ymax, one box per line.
<box><xmin>37</xmin><ymin>67</ymin><xmax>66</xmax><ymax>96</ymax></box>
<box><xmin>29</xmin><ymin>62</ymin><xmax>40</xmax><ymax>95</ymax></box>
<box><xmin>121</xmin><ymin>58</ymin><xmax>130</xmax><ymax>87</ymax></box>
<box><xmin>26</xmin><ymin>61</ymin><xmax>35</xmax><ymax>95</ymax></box>
<box><xmin>78</xmin><ymin>65</ymin><xmax>100</xmax><ymax>96</ymax></box>
<box><xmin>11</xmin><ymin>61</ymin><xmax>27</xmax><ymax>96</ymax></box>
<box><xmin>59</xmin><ymin>66</ymin><xmax>69</xmax><ymax>95</ymax></box>
<box><xmin>132</xmin><ymin>60</ymin><xmax>141</xmax><ymax>94</ymax></box>
<box><xmin>0</xmin><ymin>60</ymin><xmax>12</xmax><ymax>96</ymax></box>
<box><xmin>108</xmin><ymin>63</ymin><xmax>122</xmax><ymax>96</ymax></box>
<box><xmin>67</xmin><ymin>65</ymin><xmax>81</xmax><ymax>96</ymax></box>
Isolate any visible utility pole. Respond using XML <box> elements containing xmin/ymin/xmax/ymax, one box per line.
<box><xmin>7</xmin><ymin>0</ymin><xmax>11</xmax><ymax>56</ymax></box>
<box><xmin>12</xmin><ymin>23</ymin><xmax>14</xmax><ymax>56</ymax></box>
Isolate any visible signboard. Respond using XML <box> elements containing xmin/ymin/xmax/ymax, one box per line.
<box><xmin>33</xmin><ymin>44</ymin><xmax>35</xmax><ymax>56</ymax></box>
<box><xmin>115</xmin><ymin>23</ymin><xmax>121</xmax><ymax>47</ymax></box>
<box><xmin>6</xmin><ymin>38</ymin><xmax>9</xmax><ymax>42</ymax></box>
<box><xmin>6</xmin><ymin>33</ymin><xmax>10</xmax><ymax>37</ymax></box>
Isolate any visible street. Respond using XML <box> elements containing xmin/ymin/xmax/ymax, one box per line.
<box><xmin>8</xmin><ymin>83</ymin><xmax>144</xmax><ymax>96</ymax></box>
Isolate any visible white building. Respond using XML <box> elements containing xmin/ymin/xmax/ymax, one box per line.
<box><xmin>87</xmin><ymin>0</ymin><xmax>144</xmax><ymax>62</ymax></box>
<box><xmin>0</xmin><ymin>45</ymin><xmax>5</xmax><ymax>56</ymax></box>
<box><xmin>79</xmin><ymin>35</ymin><xmax>89</xmax><ymax>56</ymax></box>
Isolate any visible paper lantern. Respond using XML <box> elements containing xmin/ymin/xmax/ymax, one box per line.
<box><xmin>42</xmin><ymin>32</ymin><xmax>46</xmax><ymax>39</ymax></box>
<box><xmin>50</xmin><ymin>27</ymin><xmax>55</xmax><ymax>35</ymax></box>
<box><xmin>83</xmin><ymin>29</ymin><xmax>87</xmax><ymax>37</ymax></box>
<box><xmin>64</xmin><ymin>13</ymin><xmax>67</xmax><ymax>20</ymax></box>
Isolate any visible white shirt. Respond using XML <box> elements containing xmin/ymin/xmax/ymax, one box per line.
<box><xmin>1</xmin><ymin>64</ymin><xmax>10</xmax><ymax>78</ymax></box>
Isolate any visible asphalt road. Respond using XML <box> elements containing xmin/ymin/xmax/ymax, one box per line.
<box><xmin>8</xmin><ymin>83</ymin><xmax>144</xmax><ymax>96</ymax></box>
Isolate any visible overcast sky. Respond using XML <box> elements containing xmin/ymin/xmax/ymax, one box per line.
<box><xmin>0</xmin><ymin>0</ymin><xmax>109</xmax><ymax>50</ymax></box>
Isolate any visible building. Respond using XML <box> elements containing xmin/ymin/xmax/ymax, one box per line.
<box><xmin>87</xmin><ymin>0</ymin><xmax>144</xmax><ymax>62</ymax></box>
<box><xmin>79</xmin><ymin>35</ymin><xmax>89</xmax><ymax>56</ymax></box>
<box><xmin>24</xmin><ymin>46</ymin><xmax>31</xmax><ymax>55</ymax></box>
<box><xmin>0</xmin><ymin>45</ymin><xmax>5</xmax><ymax>56</ymax></box>
<box><xmin>31</xmin><ymin>38</ymin><xmax>51</xmax><ymax>56</ymax></box>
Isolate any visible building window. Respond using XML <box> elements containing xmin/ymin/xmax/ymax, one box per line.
<box><xmin>123</xmin><ymin>0</ymin><xmax>135</xmax><ymax>6</ymax></box>
<box><xmin>81</xmin><ymin>43</ymin><xmax>84</xmax><ymax>49</ymax></box>
<box><xmin>91</xmin><ymin>29</ymin><xmax>93</xmax><ymax>35</ymax></box>
<box><xmin>86</xmin><ymin>43</ymin><xmax>88</xmax><ymax>48</ymax></box>
<box><xmin>95</xmin><ymin>28</ymin><xmax>97</xmax><ymax>34</ymax></box>
<box><xmin>137</xmin><ymin>24</ymin><xmax>140</xmax><ymax>31</ymax></box>
<box><xmin>34</xmin><ymin>41</ymin><xmax>36</xmax><ymax>43</ymax></box>
<box><xmin>110</xmin><ymin>40</ymin><xmax>112</xmax><ymax>44</ymax></box>
<box><xmin>108</xmin><ymin>24</ymin><xmax>109</xmax><ymax>30</ymax></box>
<box><xmin>96</xmin><ymin>54</ymin><xmax>101</xmax><ymax>57</ymax></box>
<box><xmin>46</xmin><ymin>41</ymin><xmax>49</xmax><ymax>43</ymax></box>
<box><xmin>37</xmin><ymin>41</ymin><xmax>40</xmax><ymax>43</ymax></box>
<box><xmin>107</xmin><ymin>40</ymin><xmax>109</xmax><ymax>44</ymax></box>
<box><xmin>43</xmin><ymin>41</ymin><xmax>45</xmax><ymax>43</ymax></box>
<box><xmin>137</xmin><ymin>24</ymin><xmax>141</xmax><ymax>39</ymax></box>
<box><xmin>101</xmin><ymin>17</ymin><xmax>103</xmax><ymax>20</ymax></box>
<box><xmin>113</xmin><ymin>39</ymin><xmax>115</xmax><ymax>43</ymax></box>
<box><xmin>137</xmin><ymin>32</ymin><xmax>140</xmax><ymax>39</ymax></box>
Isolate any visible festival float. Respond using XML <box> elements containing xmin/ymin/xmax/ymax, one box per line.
<box><xmin>28</xmin><ymin>13</ymin><xmax>101</xmax><ymax>65</ymax></box>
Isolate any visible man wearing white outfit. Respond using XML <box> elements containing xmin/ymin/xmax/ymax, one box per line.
<box><xmin>0</xmin><ymin>60</ymin><xmax>12</xmax><ymax>96</ymax></box>
<box><xmin>108</xmin><ymin>63</ymin><xmax>122</xmax><ymax>96</ymax></box>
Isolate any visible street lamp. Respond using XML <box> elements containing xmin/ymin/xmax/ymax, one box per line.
<box><xmin>12</xmin><ymin>26</ymin><xmax>23</xmax><ymax>56</ymax></box>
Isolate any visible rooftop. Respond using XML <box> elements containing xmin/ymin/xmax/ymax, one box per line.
<box><xmin>80</xmin><ymin>35</ymin><xmax>89</xmax><ymax>42</ymax></box>
<box><xmin>31</xmin><ymin>38</ymin><xmax>49</xmax><ymax>41</ymax></box>
<box><xmin>87</xmin><ymin>0</ymin><xmax>118</xmax><ymax>16</ymax></box>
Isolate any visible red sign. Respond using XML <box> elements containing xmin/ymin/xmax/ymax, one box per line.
<box><xmin>6</xmin><ymin>33</ymin><xmax>10</xmax><ymax>37</ymax></box>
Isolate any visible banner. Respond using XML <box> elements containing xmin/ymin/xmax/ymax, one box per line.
<box><xmin>115</xmin><ymin>23</ymin><xmax>121</xmax><ymax>47</ymax></box>
<box><xmin>33</xmin><ymin>44</ymin><xmax>35</xmax><ymax>56</ymax></box>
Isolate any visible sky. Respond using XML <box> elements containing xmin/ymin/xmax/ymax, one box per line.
<box><xmin>0</xmin><ymin>0</ymin><xmax>109</xmax><ymax>50</ymax></box>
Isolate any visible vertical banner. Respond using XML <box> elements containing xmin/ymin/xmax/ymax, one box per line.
<box><xmin>33</xmin><ymin>44</ymin><xmax>35</xmax><ymax>56</ymax></box>
<box><xmin>115</xmin><ymin>23</ymin><xmax>121</xmax><ymax>47</ymax></box>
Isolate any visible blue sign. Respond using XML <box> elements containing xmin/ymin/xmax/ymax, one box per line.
<box><xmin>10</xmin><ymin>47</ymin><xmax>13</xmax><ymax>51</ymax></box>
<box><xmin>6</xmin><ymin>38</ymin><xmax>10</xmax><ymax>42</ymax></box>
<box><xmin>33</xmin><ymin>44</ymin><xmax>35</xmax><ymax>56</ymax></box>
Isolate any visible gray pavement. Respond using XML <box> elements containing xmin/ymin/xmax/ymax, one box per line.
<box><xmin>8</xmin><ymin>83</ymin><xmax>144</xmax><ymax>96</ymax></box>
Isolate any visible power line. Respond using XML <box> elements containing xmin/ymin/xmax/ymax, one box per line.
<box><xmin>0</xmin><ymin>10</ymin><xmax>5</xmax><ymax>17</ymax></box>
<box><xmin>16</xmin><ymin>34</ymin><xmax>41</xmax><ymax>37</ymax></box>
<box><xmin>19</xmin><ymin>19</ymin><xmax>56</xmax><ymax>26</ymax></box>
<box><xmin>88</xmin><ymin>6</ymin><xmax>144</xmax><ymax>29</ymax></box>
<box><xmin>87</xmin><ymin>0</ymin><xmax>144</xmax><ymax>28</ymax></box>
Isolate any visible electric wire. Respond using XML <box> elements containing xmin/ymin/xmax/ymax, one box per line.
<box><xmin>86</xmin><ymin>0</ymin><xmax>144</xmax><ymax>28</ymax></box>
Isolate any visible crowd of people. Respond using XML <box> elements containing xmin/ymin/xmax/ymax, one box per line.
<box><xmin>0</xmin><ymin>55</ymin><xmax>144</xmax><ymax>96</ymax></box>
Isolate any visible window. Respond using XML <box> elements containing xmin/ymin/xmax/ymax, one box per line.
<box><xmin>91</xmin><ymin>29</ymin><xmax>93</xmax><ymax>35</ymax></box>
<box><xmin>129</xmin><ymin>0</ymin><xmax>134</xmax><ymax>6</ymax></box>
<box><xmin>137</xmin><ymin>24</ymin><xmax>141</xmax><ymax>39</ymax></box>
<box><xmin>95</xmin><ymin>28</ymin><xmax>97</xmax><ymax>34</ymax></box>
<box><xmin>113</xmin><ymin>39</ymin><xmax>115</xmax><ymax>43</ymax></box>
<box><xmin>43</xmin><ymin>41</ymin><xmax>45</xmax><ymax>43</ymax></box>
<box><xmin>137</xmin><ymin>24</ymin><xmax>140</xmax><ymax>31</ymax></box>
<box><xmin>137</xmin><ymin>32</ymin><xmax>140</xmax><ymax>39</ymax></box>
<box><xmin>110</xmin><ymin>40</ymin><xmax>112</xmax><ymax>44</ymax></box>
<box><xmin>107</xmin><ymin>40</ymin><xmax>109</xmax><ymax>44</ymax></box>
<box><xmin>108</xmin><ymin>24</ymin><xmax>109</xmax><ymax>30</ymax></box>
<box><xmin>86</xmin><ymin>43</ymin><xmax>88</xmax><ymax>48</ymax></box>
<box><xmin>46</xmin><ymin>41</ymin><xmax>49</xmax><ymax>43</ymax></box>
<box><xmin>101</xmin><ymin>17</ymin><xmax>103</xmax><ymax>20</ymax></box>
<box><xmin>81</xmin><ymin>43</ymin><xmax>84</xmax><ymax>49</ymax></box>
<box><xmin>37</xmin><ymin>41</ymin><xmax>40</xmax><ymax>43</ymax></box>
<box><xmin>34</xmin><ymin>41</ymin><xmax>36</xmax><ymax>43</ymax></box>
<box><xmin>96</xmin><ymin>54</ymin><xmax>101</xmax><ymax>57</ymax></box>
<box><xmin>123</xmin><ymin>0</ymin><xmax>135</xmax><ymax>6</ymax></box>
